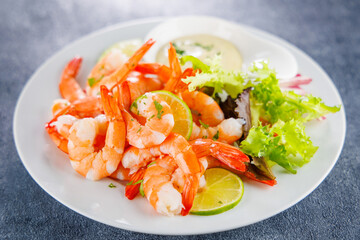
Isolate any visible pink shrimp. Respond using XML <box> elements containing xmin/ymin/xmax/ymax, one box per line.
<box><xmin>59</xmin><ymin>57</ymin><xmax>87</xmax><ymax>102</ymax></box>
<box><xmin>204</xmin><ymin>156</ymin><xmax>277</xmax><ymax>186</ymax></box>
<box><xmin>180</xmin><ymin>90</ymin><xmax>224</xmax><ymax>126</ymax></box>
<box><xmin>189</xmin><ymin>138</ymin><xmax>249</xmax><ymax>172</ymax></box>
<box><xmin>142</xmin><ymin>156</ymin><xmax>183</xmax><ymax>216</ymax></box>
<box><xmin>190</xmin><ymin>118</ymin><xmax>244</xmax><ymax>144</ymax></box>
<box><xmin>135</xmin><ymin>63</ymin><xmax>171</xmax><ymax>83</ymax></box>
<box><xmin>118</xmin><ymin>81</ymin><xmax>174</xmax><ymax>149</ymax></box>
<box><xmin>67</xmin><ymin>86</ymin><xmax>125</xmax><ymax>180</ymax></box>
<box><xmin>86</xmin><ymin>39</ymin><xmax>155</xmax><ymax>96</ymax></box>
<box><xmin>123</xmin><ymin>133</ymin><xmax>201</xmax><ymax>216</ymax></box>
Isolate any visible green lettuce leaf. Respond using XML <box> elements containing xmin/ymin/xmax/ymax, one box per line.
<box><xmin>180</xmin><ymin>55</ymin><xmax>249</xmax><ymax>98</ymax></box>
<box><xmin>240</xmin><ymin>120</ymin><xmax>318</xmax><ymax>173</ymax></box>
<box><xmin>249</xmin><ymin>62</ymin><xmax>341</xmax><ymax>123</ymax></box>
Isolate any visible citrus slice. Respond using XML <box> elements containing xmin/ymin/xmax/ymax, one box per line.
<box><xmin>98</xmin><ymin>39</ymin><xmax>143</xmax><ymax>62</ymax></box>
<box><xmin>190</xmin><ymin>168</ymin><xmax>244</xmax><ymax>215</ymax></box>
<box><xmin>152</xmin><ymin>90</ymin><xmax>193</xmax><ymax>140</ymax></box>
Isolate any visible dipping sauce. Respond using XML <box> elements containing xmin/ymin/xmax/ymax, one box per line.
<box><xmin>156</xmin><ymin>34</ymin><xmax>242</xmax><ymax>70</ymax></box>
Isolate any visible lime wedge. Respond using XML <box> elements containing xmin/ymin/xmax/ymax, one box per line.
<box><xmin>151</xmin><ymin>90</ymin><xmax>193</xmax><ymax>140</ymax></box>
<box><xmin>190</xmin><ymin>168</ymin><xmax>244</xmax><ymax>215</ymax></box>
<box><xmin>98</xmin><ymin>39</ymin><xmax>143</xmax><ymax>62</ymax></box>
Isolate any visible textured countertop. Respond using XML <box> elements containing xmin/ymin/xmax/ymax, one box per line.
<box><xmin>1</xmin><ymin>0</ymin><xmax>359</xmax><ymax>239</ymax></box>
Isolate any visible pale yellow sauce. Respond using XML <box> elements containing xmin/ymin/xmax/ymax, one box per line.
<box><xmin>156</xmin><ymin>34</ymin><xmax>242</xmax><ymax>70</ymax></box>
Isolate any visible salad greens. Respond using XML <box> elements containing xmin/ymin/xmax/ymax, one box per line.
<box><xmin>180</xmin><ymin>56</ymin><xmax>340</xmax><ymax>174</ymax></box>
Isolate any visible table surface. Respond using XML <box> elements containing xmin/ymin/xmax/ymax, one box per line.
<box><xmin>1</xmin><ymin>0</ymin><xmax>359</xmax><ymax>239</ymax></box>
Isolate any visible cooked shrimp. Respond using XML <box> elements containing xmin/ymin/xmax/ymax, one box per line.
<box><xmin>143</xmin><ymin>156</ymin><xmax>183</xmax><ymax>216</ymax></box>
<box><xmin>135</xmin><ymin>63</ymin><xmax>171</xmax><ymax>83</ymax></box>
<box><xmin>118</xmin><ymin>81</ymin><xmax>174</xmax><ymax>149</ymax></box>
<box><xmin>180</xmin><ymin>90</ymin><xmax>224</xmax><ymax>126</ymax></box>
<box><xmin>50</xmin><ymin>96</ymin><xmax>103</xmax><ymax>118</ymax></box>
<box><xmin>59</xmin><ymin>57</ymin><xmax>87</xmax><ymax>102</ymax></box>
<box><xmin>46</xmin><ymin>114</ymin><xmax>78</xmax><ymax>153</ymax></box>
<box><xmin>86</xmin><ymin>39</ymin><xmax>155</xmax><ymax>96</ymax></box>
<box><xmin>164</xmin><ymin>43</ymin><xmax>187</xmax><ymax>92</ymax></box>
<box><xmin>126</xmin><ymin>71</ymin><xmax>163</xmax><ymax>103</ymax></box>
<box><xmin>203</xmin><ymin>156</ymin><xmax>277</xmax><ymax>186</ymax></box>
<box><xmin>190</xmin><ymin>118</ymin><xmax>244</xmax><ymax>144</ymax></box>
<box><xmin>87</xmin><ymin>49</ymin><xmax>128</xmax><ymax>85</ymax></box>
<box><xmin>67</xmin><ymin>86</ymin><xmax>125</xmax><ymax>180</ymax></box>
<box><xmin>190</xmin><ymin>138</ymin><xmax>249</xmax><ymax>172</ymax></box>
<box><xmin>110</xmin><ymin>161</ymin><xmax>131</xmax><ymax>181</ymax></box>
<box><xmin>122</xmin><ymin>133</ymin><xmax>201</xmax><ymax>215</ymax></box>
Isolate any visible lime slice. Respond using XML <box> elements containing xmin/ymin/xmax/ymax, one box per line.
<box><xmin>98</xmin><ymin>39</ymin><xmax>143</xmax><ymax>62</ymax></box>
<box><xmin>152</xmin><ymin>90</ymin><xmax>193</xmax><ymax>140</ymax></box>
<box><xmin>190</xmin><ymin>168</ymin><xmax>244</xmax><ymax>215</ymax></box>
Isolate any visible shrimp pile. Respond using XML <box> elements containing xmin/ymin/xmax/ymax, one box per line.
<box><xmin>45</xmin><ymin>39</ymin><xmax>275</xmax><ymax>216</ymax></box>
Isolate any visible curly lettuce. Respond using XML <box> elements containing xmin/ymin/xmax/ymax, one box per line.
<box><xmin>240</xmin><ymin>120</ymin><xmax>318</xmax><ymax>173</ymax></box>
<box><xmin>249</xmin><ymin>63</ymin><xmax>341</xmax><ymax>124</ymax></box>
<box><xmin>180</xmin><ymin>55</ymin><xmax>250</xmax><ymax>98</ymax></box>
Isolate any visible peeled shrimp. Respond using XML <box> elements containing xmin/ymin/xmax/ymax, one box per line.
<box><xmin>180</xmin><ymin>90</ymin><xmax>224</xmax><ymax>126</ymax></box>
<box><xmin>86</xmin><ymin>39</ymin><xmax>155</xmax><ymax>96</ymax></box>
<box><xmin>87</xmin><ymin>49</ymin><xmax>128</xmax><ymax>87</ymax></box>
<box><xmin>123</xmin><ymin>133</ymin><xmax>201</xmax><ymax>215</ymax></box>
<box><xmin>119</xmin><ymin>81</ymin><xmax>174</xmax><ymax>149</ymax></box>
<box><xmin>143</xmin><ymin>156</ymin><xmax>183</xmax><ymax>216</ymax></box>
<box><xmin>67</xmin><ymin>86</ymin><xmax>125</xmax><ymax>180</ymax></box>
<box><xmin>190</xmin><ymin>118</ymin><xmax>244</xmax><ymax>144</ymax></box>
<box><xmin>59</xmin><ymin>56</ymin><xmax>87</xmax><ymax>102</ymax></box>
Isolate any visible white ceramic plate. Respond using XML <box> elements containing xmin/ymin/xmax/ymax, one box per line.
<box><xmin>13</xmin><ymin>17</ymin><xmax>346</xmax><ymax>235</ymax></box>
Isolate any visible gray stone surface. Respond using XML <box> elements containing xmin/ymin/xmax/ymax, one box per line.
<box><xmin>1</xmin><ymin>0</ymin><xmax>359</xmax><ymax>239</ymax></box>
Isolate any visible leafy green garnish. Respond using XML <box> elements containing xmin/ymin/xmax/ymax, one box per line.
<box><xmin>249</xmin><ymin>63</ymin><xmax>341</xmax><ymax>123</ymax></box>
<box><xmin>180</xmin><ymin>55</ymin><xmax>209</xmax><ymax>71</ymax></box>
<box><xmin>240</xmin><ymin>120</ymin><xmax>318</xmax><ymax>173</ymax></box>
<box><xmin>181</xmin><ymin>55</ymin><xmax>248</xmax><ymax>98</ymax></box>
<box><xmin>108</xmin><ymin>183</ymin><xmax>116</xmax><ymax>188</ymax></box>
<box><xmin>88</xmin><ymin>75</ymin><xmax>104</xmax><ymax>87</ymax></box>
<box><xmin>212</xmin><ymin>131</ymin><xmax>219</xmax><ymax>141</ymax></box>
<box><xmin>126</xmin><ymin>180</ymin><xmax>143</xmax><ymax>186</ymax></box>
<box><xmin>147</xmin><ymin>161</ymin><xmax>156</xmax><ymax>167</ymax></box>
<box><xmin>194</xmin><ymin>42</ymin><xmax>214</xmax><ymax>51</ymax></box>
<box><xmin>139</xmin><ymin>181</ymin><xmax>145</xmax><ymax>197</ymax></box>
<box><xmin>154</xmin><ymin>100</ymin><xmax>164</xmax><ymax>119</ymax></box>
<box><xmin>199</xmin><ymin>119</ymin><xmax>209</xmax><ymax>129</ymax></box>
<box><xmin>172</xmin><ymin>42</ymin><xmax>185</xmax><ymax>55</ymax></box>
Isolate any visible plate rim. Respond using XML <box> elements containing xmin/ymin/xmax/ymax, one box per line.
<box><xmin>13</xmin><ymin>16</ymin><xmax>346</xmax><ymax>235</ymax></box>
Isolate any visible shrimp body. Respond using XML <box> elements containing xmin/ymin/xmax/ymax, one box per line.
<box><xmin>119</xmin><ymin>82</ymin><xmax>174</xmax><ymax>149</ymax></box>
<box><xmin>190</xmin><ymin>118</ymin><xmax>244</xmax><ymax>144</ymax></box>
<box><xmin>181</xmin><ymin>90</ymin><xmax>224</xmax><ymax>126</ymax></box>
<box><xmin>87</xmin><ymin>39</ymin><xmax>155</xmax><ymax>96</ymax></box>
<box><xmin>59</xmin><ymin>57</ymin><xmax>87</xmax><ymax>102</ymax></box>
<box><xmin>123</xmin><ymin>133</ymin><xmax>201</xmax><ymax>215</ymax></box>
<box><xmin>127</xmin><ymin>71</ymin><xmax>163</xmax><ymax>103</ymax></box>
<box><xmin>87</xmin><ymin>49</ymin><xmax>128</xmax><ymax>89</ymax></box>
<box><xmin>67</xmin><ymin>86</ymin><xmax>125</xmax><ymax>180</ymax></box>
<box><xmin>143</xmin><ymin>156</ymin><xmax>183</xmax><ymax>216</ymax></box>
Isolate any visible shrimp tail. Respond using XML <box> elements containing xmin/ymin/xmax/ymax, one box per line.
<box><xmin>59</xmin><ymin>57</ymin><xmax>87</xmax><ymax>102</ymax></box>
<box><xmin>118</xmin><ymin>81</ymin><xmax>131</xmax><ymax>111</ymax></box>
<box><xmin>244</xmin><ymin>172</ymin><xmax>277</xmax><ymax>186</ymax></box>
<box><xmin>190</xmin><ymin>139</ymin><xmax>249</xmax><ymax>172</ymax></box>
<box><xmin>125</xmin><ymin>168</ymin><xmax>146</xmax><ymax>200</ymax></box>
<box><xmin>135</xmin><ymin>63</ymin><xmax>171</xmax><ymax>83</ymax></box>
<box><xmin>45</xmin><ymin>124</ymin><xmax>68</xmax><ymax>153</ymax></box>
<box><xmin>100</xmin><ymin>86</ymin><xmax>122</xmax><ymax>121</ymax></box>
<box><xmin>164</xmin><ymin>43</ymin><xmax>184</xmax><ymax>92</ymax></box>
<box><xmin>110</xmin><ymin>39</ymin><xmax>155</xmax><ymax>91</ymax></box>
<box><xmin>181</xmin><ymin>174</ymin><xmax>199</xmax><ymax>216</ymax></box>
